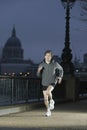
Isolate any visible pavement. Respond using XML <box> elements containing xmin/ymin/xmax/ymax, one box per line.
<box><xmin>0</xmin><ymin>100</ymin><xmax>87</xmax><ymax>130</ymax></box>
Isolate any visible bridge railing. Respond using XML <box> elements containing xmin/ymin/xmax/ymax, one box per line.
<box><xmin>0</xmin><ymin>75</ymin><xmax>43</xmax><ymax>105</ymax></box>
<box><xmin>0</xmin><ymin>75</ymin><xmax>87</xmax><ymax>106</ymax></box>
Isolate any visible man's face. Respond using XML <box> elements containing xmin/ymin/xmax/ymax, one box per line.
<box><xmin>44</xmin><ymin>53</ymin><xmax>52</xmax><ymax>63</ymax></box>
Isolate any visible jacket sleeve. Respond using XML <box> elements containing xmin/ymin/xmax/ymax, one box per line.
<box><xmin>55</xmin><ymin>62</ymin><xmax>63</xmax><ymax>78</ymax></box>
<box><xmin>36</xmin><ymin>62</ymin><xmax>44</xmax><ymax>77</ymax></box>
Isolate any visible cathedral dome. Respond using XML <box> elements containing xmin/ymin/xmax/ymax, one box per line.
<box><xmin>5</xmin><ymin>37</ymin><xmax>21</xmax><ymax>48</ymax></box>
<box><xmin>5</xmin><ymin>27</ymin><xmax>21</xmax><ymax>48</ymax></box>
<box><xmin>2</xmin><ymin>26</ymin><xmax>24</xmax><ymax>62</ymax></box>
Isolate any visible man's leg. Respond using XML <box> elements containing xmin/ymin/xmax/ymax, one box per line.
<box><xmin>46</xmin><ymin>85</ymin><xmax>55</xmax><ymax>110</ymax></box>
<box><xmin>43</xmin><ymin>90</ymin><xmax>51</xmax><ymax>116</ymax></box>
<box><xmin>43</xmin><ymin>90</ymin><xmax>49</xmax><ymax>109</ymax></box>
<box><xmin>46</xmin><ymin>85</ymin><xmax>54</xmax><ymax>100</ymax></box>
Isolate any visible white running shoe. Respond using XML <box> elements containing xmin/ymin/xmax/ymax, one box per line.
<box><xmin>49</xmin><ymin>99</ymin><xmax>55</xmax><ymax>110</ymax></box>
<box><xmin>45</xmin><ymin>111</ymin><xmax>51</xmax><ymax>117</ymax></box>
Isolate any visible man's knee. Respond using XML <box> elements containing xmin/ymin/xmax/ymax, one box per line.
<box><xmin>47</xmin><ymin>85</ymin><xmax>54</xmax><ymax>92</ymax></box>
<box><xmin>44</xmin><ymin>98</ymin><xmax>49</xmax><ymax>104</ymax></box>
<box><xmin>46</xmin><ymin>90</ymin><xmax>50</xmax><ymax>96</ymax></box>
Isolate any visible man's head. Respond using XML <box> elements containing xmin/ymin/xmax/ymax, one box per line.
<box><xmin>44</xmin><ymin>50</ymin><xmax>53</xmax><ymax>64</ymax></box>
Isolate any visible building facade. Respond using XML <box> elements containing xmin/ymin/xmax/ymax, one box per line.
<box><xmin>0</xmin><ymin>26</ymin><xmax>37</xmax><ymax>76</ymax></box>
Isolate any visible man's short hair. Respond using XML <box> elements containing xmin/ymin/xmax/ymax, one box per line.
<box><xmin>44</xmin><ymin>50</ymin><xmax>53</xmax><ymax>56</ymax></box>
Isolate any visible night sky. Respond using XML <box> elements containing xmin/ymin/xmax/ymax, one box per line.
<box><xmin>0</xmin><ymin>0</ymin><xmax>87</xmax><ymax>63</ymax></box>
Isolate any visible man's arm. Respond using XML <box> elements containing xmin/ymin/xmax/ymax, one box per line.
<box><xmin>58</xmin><ymin>77</ymin><xmax>62</xmax><ymax>84</ymax></box>
<box><xmin>55</xmin><ymin>63</ymin><xmax>63</xmax><ymax>84</ymax></box>
<box><xmin>37</xmin><ymin>66</ymin><xmax>43</xmax><ymax>77</ymax></box>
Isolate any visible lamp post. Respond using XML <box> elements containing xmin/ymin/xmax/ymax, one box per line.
<box><xmin>61</xmin><ymin>0</ymin><xmax>76</xmax><ymax>76</ymax></box>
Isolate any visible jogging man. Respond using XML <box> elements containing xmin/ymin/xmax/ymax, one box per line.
<box><xmin>37</xmin><ymin>50</ymin><xmax>63</xmax><ymax>117</ymax></box>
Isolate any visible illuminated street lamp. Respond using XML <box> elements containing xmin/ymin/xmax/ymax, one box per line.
<box><xmin>61</xmin><ymin>0</ymin><xmax>76</xmax><ymax>76</ymax></box>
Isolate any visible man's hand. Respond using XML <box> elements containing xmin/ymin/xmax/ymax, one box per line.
<box><xmin>37</xmin><ymin>66</ymin><xmax>43</xmax><ymax>77</ymax></box>
<box><xmin>38</xmin><ymin>66</ymin><xmax>43</xmax><ymax>73</ymax></box>
<box><xmin>58</xmin><ymin>77</ymin><xmax>62</xmax><ymax>84</ymax></box>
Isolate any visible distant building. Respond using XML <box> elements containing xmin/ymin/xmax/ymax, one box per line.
<box><xmin>53</xmin><ymin>55</ymin><xmax>61</xmax><ymax>63</ymax></box>
<box><xmin>1</xmin><ymin>27</ymin><xmax>23</xmax><ymax>63</ymax></box>
<box><xmin>83</xmin><ymin>53</ymin><xmax>87</xmax><ymax>64</ymax></box>
<box><xmin>0</xmin><ymin>26</ymin><xmax>37</xmax><ymax>76</ymax></box>
<box><xmin>73</xmin><ymin>56</ymin><xmax>80</xmax><ymax>68</ymax></box>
